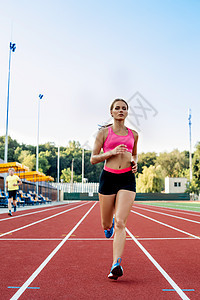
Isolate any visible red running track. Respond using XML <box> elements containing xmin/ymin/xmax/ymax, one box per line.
<box><xmin>0</xmin><ymin>201</ymin><xmax>200</xmax><ymax>299</ymax></box>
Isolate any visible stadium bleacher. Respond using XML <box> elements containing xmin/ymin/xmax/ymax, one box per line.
<box><xmin>0</xmin><ymin>188</ymin><xmax>52</xmax><ymax>208</ymax></box>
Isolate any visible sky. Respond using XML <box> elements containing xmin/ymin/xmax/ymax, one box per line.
<box><xmin>0</xmin><ymin>0</ymin><xmax>199</xmax><ymax>155</ymax></box>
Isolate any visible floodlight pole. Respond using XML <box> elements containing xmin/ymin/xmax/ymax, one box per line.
<box><xmin>36</xmin><ymin>94</ymin><xmax>43</xmax><ymax>195</ymax></box>
<box><xmin>188</xmin><ymin>108</ymin><xmax>192</xmax><ymax>182</ymax></box>
<box><xmin>4</xmin><ymin>42</ymin><xmax>16</xmax><ymax>164</ymax></box>
<box><xmin>82</xmin><ymin>148</ymin><xmax>84</xmax><ymax>192</ymax></box>
<box><xmin>4</xmin><ymin>42</ymin><xmax>16</xmax><ymax>191</ymax></box>
<box><xmin>70</xmin><ymin>158</ymin><xmax>74</xmax><ymax>192</ymax></box>
<box><xmin>57</xmin><ymin>145</ymin><xmax>60</xmax><ymax>201</ymax></box>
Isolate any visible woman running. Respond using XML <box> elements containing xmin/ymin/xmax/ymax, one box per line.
<box><xmin>90</xmin><ymin>98</ymin><xmax>138</xmax><ymax>280</ymax></box>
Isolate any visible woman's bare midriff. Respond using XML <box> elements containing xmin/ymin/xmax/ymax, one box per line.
<box><xmin>105</xmin><ymin>151</ymin><xmax>132</xmax><ymax>169</ymax></box>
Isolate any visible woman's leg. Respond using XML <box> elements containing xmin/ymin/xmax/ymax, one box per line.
<box><xmin>99</xmin><ymin>193</ymin><xmax>116</xmax><ymax>230</ymax></box>
<box><xmin>113</xmin><ymin>190</ymin><xmax>136</xmax><ymax>265</ymax></box>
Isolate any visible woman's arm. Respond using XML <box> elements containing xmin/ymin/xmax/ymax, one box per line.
<box><xmin>90</xmin><ymin>129</ymin><xmax>112</xmax><ymax>165</ymax></box>
<box><xmin>131</xmin><ymin>131</ymin><xmax>139</xmax><ymax>173</ymax></box>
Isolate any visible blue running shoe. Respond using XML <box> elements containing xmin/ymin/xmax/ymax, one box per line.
<box><xmin>104</xmin><ymin>217</ymin><xmax>114</xmax><ymax>239</ymax></box>
<box><xmin>8</xmin><ymin>210</ymin><xmax>12</xmax><ymax>216</ymax></box>
<box><xmin>14</xmin><ymin>206</ymin><xmax>17</xmax><ymax>212</ymax></box>
<box><xmin>108</xmin><ymin>258</ymin><xmax>123</xmax><ymax>280</ymax></box>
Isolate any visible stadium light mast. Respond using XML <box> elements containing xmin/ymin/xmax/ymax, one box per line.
<box><xmin>57</xmin><ymin>145</ymin><xmax>60</xmax><ymax>201</ymax></box>
<box><xmin>36</xmin><ymin>94</ymin><xmax>44</xmax><ymax>195</ymax></box>
<box><xmin>4</xmin><ymin>42</ymin><xmax>16</xmax><ymax>164</ymax></box>
<box><xmin>82</xmin><ymin>148</ymin><xmax>84</xmax><ymax>192</ymax></box>
<box><xmin>188</xmin><ymin>108</ymin><xmax>192</xmax><ymax>181</ymax></box>
<box><xmin>70</xmin><ymin>158</ymin><xmax>74</xmax><ymax>192</ymax></box>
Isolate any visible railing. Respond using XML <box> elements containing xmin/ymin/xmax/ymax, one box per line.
<box><xmin>190</xmin><ymin>193</ymin><xmax>200</xmax><ymax>201</ymax></box>
<box><xmin>52</xmin><ymin>182</ymin><xmax>99</xmax><ymax>193</ymax></box>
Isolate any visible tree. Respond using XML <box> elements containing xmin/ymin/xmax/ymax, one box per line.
<box><xmin>18</xmin><ymin>150</ymin><xmax>36</xmax><ymax>171</ymax></box>
<box><xmin>0</xmin><ymin>136</ymin><xmax>5</xmax><ymax>160</ymax></box>
<box><xmin>185</xmin><ymin>178</ymin><xmax>199</xmax><ymax>195</ymax></box>
<box><xmin>38</xmin><ymin>151</ymin><xmax>51</xmax><ymax>173</ymax></box>
<box><xmin>156</xmin><ymin>149</ymin><xmax>189</xmax><ymax>177</ymax></box>
<box><xmin>193</xmin><ymin>142</ymin><xmax>200</xmax><ymax>182</ymax></box>
<box><xmin>0</xmin><ymin>136</ymin><xmax>20</xmax><ymax>161</ymax></box>
<box><xmin>137</xmin><ymin>165</ymin><xmax>164</xmax><ymax>193</ymax></box>
<box><xmin>137</xmin><ymin>152</ymin><xmax>157</xmax><ymax>174</ymax></box>
<box><xmin>188</xmin><ymin>142</ymin><xmax>200</xmax><ymax>194</ymax></box>
<box><xmin>84</xmin><ymin>150</ymin><xmax>104</xmax><ymax>182</ymax></box>
<box><xmin>60</xmin><ymin>168</ymin><xmax>82</xmax><ymax>183</ymax></box>
<box><xmin>14</xmin><ymin>146</ymin><xmax>22</xmax><ymax>161</ymax></box>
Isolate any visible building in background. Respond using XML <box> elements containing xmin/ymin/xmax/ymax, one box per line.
<box><xmin>165</xmin><ymin>177</ymin><xmax>188</xmax><ymax>193</ymax></box>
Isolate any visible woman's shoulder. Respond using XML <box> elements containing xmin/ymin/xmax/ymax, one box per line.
<box><xmin>98</xmin><ymin>126</ymin><xmax>111</xmax><ymax>141</ymax></box>
<box><xmin>99</xmin><ymin>125</ymin><xmax>112</xmax><ymax>135</ymax></box>
<box><xmin>128</xmin><ymin>128</ymin><xmax>139</xmax><ymax>139</ymax></box>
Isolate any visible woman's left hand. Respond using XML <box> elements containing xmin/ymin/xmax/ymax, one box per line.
<box><xmin>131</xmin><ymin>161</ymin><xmax>137</xmax><ymax>173</ymax></box>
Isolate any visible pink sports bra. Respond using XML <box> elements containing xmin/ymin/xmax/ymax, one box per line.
<box><xmin>103</xmin><ymin>126</ymin><xmax>134</xmax><ymax>154</ymax></box>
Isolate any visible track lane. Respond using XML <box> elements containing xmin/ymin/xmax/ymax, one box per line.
<box><xmin>132</xmin><ymin>206</ymin><xmax>200</xmax><ymax>238</ymax></box>
<box><xmin>20</xmin><ymin>203</ymin><xmax>185</xmax><ymax>300</ymax></box>
<box><xmin>128</xmin><ymin>207</ymin><xmax>200</xmax><ymax>299</ymax></box>
<box><xmin>2</xmin><ymin>201</ymin><xmax>200</xmax><ymax>299</ymax></box>
<box><xmin>0</xmin><ymin>202</ymin><xmax>88</xmax><ymax>237</ymax></box>
<box><xmin>135</xmin><ymin>203</ymin><xmax>200</xmax><ymax>217</ymax></box>
<box><xmin>134</xmin><ymin>203</ymin><xmax>200</xmax><ymax>221</ymax></box>
<box><xmin>10</xmin><ymin>202</ymin><xmax>97</xmax><ymax>300</ymax></box>
<box><xmin>0</xmin><ymin>202</ymin><xmax>94</xmax><ymax>299</ymax></box>
<box><xmin>0</xmin><ymin>202</ymin><xmax>80</xmax><ymax>222</ymax></box>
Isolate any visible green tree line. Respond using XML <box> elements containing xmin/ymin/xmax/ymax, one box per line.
<box><xmin>0</xmin><ymin>136</ymin><xmax>199</xmax><ymax>193</ymax></box>
<box><xmin>0</xmin><ymin>136</ymin><xmax>104</xmax><ymax>182</ymax></box>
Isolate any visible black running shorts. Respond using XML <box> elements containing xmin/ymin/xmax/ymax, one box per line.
<box><xmin>8</xmin><ymin>190</ymin><xmax>17</xmax><ymax>200</ymax></box>
<box><xmin>98</xmin><ymin>169</ymin><xmax>136</xmax><ymax>195</ymax></box>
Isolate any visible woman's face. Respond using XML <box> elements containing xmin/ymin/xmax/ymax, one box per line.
<box><xmin>111</xmin><ymin>100</ymin><xmax>128</xmax><ymax>120</ymax></box>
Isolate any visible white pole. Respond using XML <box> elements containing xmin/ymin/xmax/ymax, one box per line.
<box><xmin>4</xmin><ymin>45</ymin><xmax>12</xmax><ymax>164</ymax></box>
<box><xmin>71</xmin><ymin>158</ymin><xmax>74</xmax><ymax>192</ymax></box>
<box><xmin>57</xmin><ymin>145</ymin><xmax>60</xmax><ymax>201</ymax></box>
<box><xmin>188</xmin><ymin>108</ymin><xmax>192</xmax><ymax>182</ymax></box>
<box><xmin>36</xmin><ymin>94</ymin><xmax>43</xmax><ymax>195</ymax></box>
<box><xmin>82</xmin><ymin>148</ymin><xmax>84</xmax><ymax>193</ymax></box>
<box><xmin>36</xmin><ymin>99</ymin><xmax>40</xmax><ymax>195</ymax></box>
<box><xmin>4</xmin><ymin>42</ymin><xmax>16</xmax><ymax>190</ymax></box>
<box><xmin>36</xmin><ymin>99</ymin><xmax>40</xmax><ymax>173</ymax></box>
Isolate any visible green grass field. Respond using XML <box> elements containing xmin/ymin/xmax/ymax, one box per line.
<box><xmin>136</xmin><ymin>201</ymin><xmax>200</xmax><ymax>212</ymax></box>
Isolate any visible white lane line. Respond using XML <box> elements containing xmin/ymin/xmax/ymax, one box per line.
<box><xmin>134</xmin><ymin>206</ymin><xmax>200</xmax><ymax>224</ymax></box>
<box><xmin>0</xmin><ymin>237</ymin><xmax>196</xmax><ymax>241</ymax></box>
<box><xmin>0</xmin><ymin>202</ymin><xmax>82</xmax><ymax>222</ymax></box>
<box><xmin>126</xmin><ymin>227</ymin><xmax>190</xmax><ymax>300</ymax></box>
<box><xmin>135</xmin><ymin>203</ymin><xmax>200</xmax><ymax>214</ymax></box>
<box><xmin>0</xmin><ymin>202</ymin><xmax>89</xmax><ymax>238</ymax></box>
<box><xmin>162</xmin><ymin>204</ymin><xmax>200</xmax><ymax>209</ymax></box>
<box><xmin>131</xmin><ymin>210</ymin><xmax>200</xmax><ymax>240</ymax></box>
<box><xmin>135</xmin><ymin>204</ymin><xmax>200</xmax><ymax>218</ymax></box>
<box><xmin>10</xmin><ymin>202</ymin><xmax>97</xmax><ymax>300</ymax></box>
<box><xmin>136</xmin><ymin>237</ymin><xmax>195</xmax><ymax>241</ymax></box>
<box><xmin>0</xmin><ymin>238</ymin><xmax>63</xmax><ymax>241</ymax></box>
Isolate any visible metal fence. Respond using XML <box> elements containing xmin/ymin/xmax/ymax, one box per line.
<box><xmin>52</xmin><ymin>182</ymin><xmax>99</xmax><ymax>193</ymax></box>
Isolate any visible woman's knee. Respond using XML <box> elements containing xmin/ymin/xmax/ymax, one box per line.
<box><xmin>115</xmin><ymin>218</ymin><xmax>125</xmax><ymax>231</ymax></box>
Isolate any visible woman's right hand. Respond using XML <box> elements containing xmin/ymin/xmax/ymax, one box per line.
<box><xmin>111</xmin><ymin>144</ymin><xmax>128</xmax><ymax>155</ymax></box>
